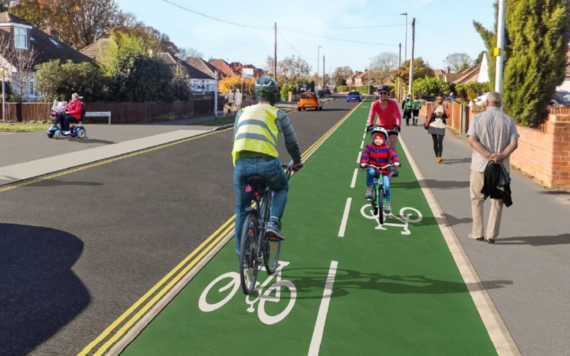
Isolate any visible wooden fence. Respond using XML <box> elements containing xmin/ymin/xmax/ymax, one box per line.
<box><xmin>0</xmin><ymin>98</ymin><xmax>215</xmax><ymax>124</ymax></box>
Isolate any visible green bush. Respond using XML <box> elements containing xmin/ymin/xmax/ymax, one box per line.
<box><xmin>455</xmin><ymin>82</ymin><xmax>490</xmax><ymax>100</ymax></box>
<box><xmin>337</xmin><ymin>85</ymin><xmax>349</xmax><ymax>92</ymax></box>
<box><xmin>412</xmin><ymin>77</ymin><xmax>450</xmax><ymax>97</ymax></box>
<box><xmin>35</xmin><ymin>60</ymin><xmax>108</xmax><ymax>101</ymax></box>
<box><xmin>280</xmin><ymin>83</ymin><xmax>296</xmax><ymax>100</ymax></box>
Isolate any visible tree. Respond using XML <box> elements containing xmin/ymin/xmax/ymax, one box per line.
<box><xmin>444</xmin><ymin>53</ymin><xmax>472</xmax><ymax>72</ymax></box>
<box><xmin>8</xmin><ymin>0</ymin><xmax>47</xmax><ymax>29</ymax></box>
<box><xmin>392</xmin><ymin>57</ymin><xmax>434</xmax><ymax>84</ymax></box>
<box><xmin>0</xmin><ymin>34</ymin><xmax>38</xmax><ymax>101</ymax></box>
<box><xmin>473</xmin><ymin>1</ymin><xmax>511</xmax><ymax>90</ymax></box>
<box><xmin>111</xmin><ymin>52</ymin><xmax>175</xmax><ymax>102</ymax></box>
<box><xmin>177</xmin><ymin>47</ymin><xmax>204</xmax><ymax>61</ymax></box>
<box><xmin>503</xmin><ymin>0</ymin><xmax>570</xmax><ymax>127</ymax></box>
<box><xmin>370</xmin><ymin>52</ymin><xmax>398</xmax><ymax>84</ymax></box>
<box><xmin>35</xmin><ymin>59</ymin><xmax>108</xmax><ymax>101</ymax></box>
<box><xmin>412</xmin><ymin>77</ymin><xmax>450</xmax><ymax>97</ymax></box>
<box><xmin>332</xmin><ymin>66</ymin><xmax>353</xmax><ymax>86</ymax></box>
<box><xmin>278</xmin><ymin>55</ymin><xmax>310</xmax><ymax>82</ymax></box>
<box><xmin>37</xmin><ymin>0</ymin><xmax>121</xmax><ymax>49</ymax></box>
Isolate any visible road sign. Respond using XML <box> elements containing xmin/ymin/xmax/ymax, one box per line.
<box><xmin>242</xmin><ymin>68</ymin><xmax>254</xmax><ymax>78</ymax></box>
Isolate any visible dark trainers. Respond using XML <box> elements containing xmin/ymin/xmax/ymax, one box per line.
<box><xmin>383</xmin><ymin>201</ymin><xmax>392</xmax><ymax>214</ymax></box>
<box><xmin>266</xmin><ymin>221</ymin><xmax>285</xmax><ymax>241</ymax></box>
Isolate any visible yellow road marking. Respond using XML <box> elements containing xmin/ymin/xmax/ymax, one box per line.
<box><xmin>77</xmin><ymin>216</ymin><xmax>234</xmax><ymax>356</ymax></box>
<box><xmin>81</xmin><ymin>101</ymin><xmax>364</xmax><ymax>354</ymax></box>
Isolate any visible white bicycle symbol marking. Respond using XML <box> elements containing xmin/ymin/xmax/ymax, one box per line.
<box><xmin>198</xmin><ymin>260</ymin><xmax>296</xmax><ymax>325</ymax></box>
<box><xmin>360</xmin><ymin>205</ymin><xmax>423</xmax><ymax>235</ymax></box>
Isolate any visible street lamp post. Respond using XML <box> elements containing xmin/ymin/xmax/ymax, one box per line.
<box><xmin>400</xmin><ymin>13</ymin><xmax>408</xmax><ymax>62</ymax></box>
<box><xmin>317</xmin><ymin>46</ymin><xmax>322</xmax><ymax>91</ymax></box>
<box><xmin>368</xmin><ymin>58</ymin><xmax>371</xmax><ymax>95</ymax></box>
<box><xmin>495</xmin><ymin>0</ymin><xmax>506</xmax><ymax>95</ymax></box>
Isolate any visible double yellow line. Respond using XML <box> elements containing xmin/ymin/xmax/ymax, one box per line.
<box><xmin>80</xmin><ymin>101</ymin><xmax>364</xmax><ymax>355</ymax></box>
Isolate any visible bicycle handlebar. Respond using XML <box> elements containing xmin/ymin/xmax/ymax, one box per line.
<box><xmin>364</xmin><ymin>163</ymin><xmax>393</xmax><ymax>170</ymax></box>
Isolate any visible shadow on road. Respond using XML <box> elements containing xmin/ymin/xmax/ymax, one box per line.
<box><xmin>443</xmin><ymin>213</ymin><xmax>472</xmax><ymax>226</ymax></box>
<box><xmin>283</xmin><ymin>268</ymin><xmax>512</xmax><ymax>300</ymax></box>
<box><xmin>23</xmin><ymin>179</ymin><xmax>104</xmax><ymax>188</ymax></box>
<box><xmin>69</xmin><ymin>138</ymin><xmax>115</xmax><ymax>145</ymax></box>
<box><xmin>495</xmin><ymin>233</ymin><xmax>570</xmax><ymax>246</ymax></box>
<box><xmin>391</xmin><ymin>179</ymin><xmax>469</xmax><ymax>190</ymax></box>
<box><xmin>0</xmin><ymin>223</ymin><xmax>89</xmax><ymax>356</ymax></box>
<box><xmin>439</xmin><ymin>158</ymin><xmax>471</xmax><ymax>165</ymax></box>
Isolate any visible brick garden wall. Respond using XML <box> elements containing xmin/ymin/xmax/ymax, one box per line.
<box><xmin>415</xmin><ymin>100</ymin><xmax>570</xmax><ymax>190</ymax></box>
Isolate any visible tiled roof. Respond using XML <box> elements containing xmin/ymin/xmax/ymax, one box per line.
<box><xmin>0</xmin><ymin>12</ymin><xmax>95</xmax><ymax>67</ymax></box>
<box><xmin>452</xmin><ymin>64</ymin><xmax>481</xmax><ymax>85</ymax></box>
<box><xmin>186</xmin><ymin>57</ymin><xmax>217</xmax><ymax>78</ymax></box>
<box><xmin>209</xmin><ymin>59</ymin><xmax>235</xmax><ymax>77</ymax></box>
<box><xmin>79</xmin><ymin>38</ymin><xmax>113</xmax><ymax>62</ymax></box>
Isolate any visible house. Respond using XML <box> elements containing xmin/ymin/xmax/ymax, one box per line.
<box><xmin>354</xmin><ymin>70</ymin><xmax>369</xmax><ymax>86</ymax></box>
<box><xmin>209</xmin><ymin>59</ymin><xmax>235</xmax><ymax>78</ymax></box>
<box><xmin>0</xmin><ymin>12</ymin><xmax>95</xmax><ymax>101</ymax></box>
<box><xmin>346</xmin><ymin>71</ymin><xmax>362</xmax><ymax>86</ymax></box>
<box><xmin>229</xmin><ymin>62</ymin><xmax>263</xmax><ymax>78</ymax></box>
<box><xmin>81</xmin><ymin>37</ymin><xmax>217</xmax><ymax>93</ymax></box>
<box><xmin>445</xmin><ymin>52</ymin><xmax>490</xmax><ymax>85</ymax></box>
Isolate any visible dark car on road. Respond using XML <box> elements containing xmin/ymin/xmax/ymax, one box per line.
<box><xmin>347</xmin><ymin>90</ymin><xmax>361</xmax><ymax>102</ymax></box>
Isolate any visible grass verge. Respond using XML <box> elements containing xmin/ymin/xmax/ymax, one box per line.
<box><xmin>0</xmin><ymin>123</ymin><xmax>50</xmax><ymax>132</ymax></box>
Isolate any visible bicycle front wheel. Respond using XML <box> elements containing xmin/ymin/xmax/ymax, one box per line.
<box><xmin>377</xmin><ymin>188</ymin><xmax>384</xmax><ymax>225</ymax></box>
<box><xmin>239</xmin><ymin>213</ymin><xmax>259</xmax><ymax>295</ymax></box>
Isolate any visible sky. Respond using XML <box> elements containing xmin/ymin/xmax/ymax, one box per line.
<box><xmin>115</xmin><ymin>0</ymin><xmax>497</xmax><ymax>75</ymax></box>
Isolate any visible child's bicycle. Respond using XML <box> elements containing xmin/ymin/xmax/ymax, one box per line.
<box><xmin>364</xmin><ymin>163</ymin><xmax>393</xmax><ymax>225</ymax></box>
<box><xmin>239</xmin><ymin>162</ymin><xmax>294</xmax><ymax>295</ymax></box>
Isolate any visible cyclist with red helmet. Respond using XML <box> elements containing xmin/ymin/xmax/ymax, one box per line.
<box><xmin>367</xmin><ymin>85</ymin><xmax>402</xmax><ymax>176</ymax></box>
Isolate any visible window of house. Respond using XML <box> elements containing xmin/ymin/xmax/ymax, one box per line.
<box><xmin>14</xmin><ymin>27</ymin><xmax>28</xmax><ymax>49</ymax></box>
<box><xmin>28</xmin><ymin>79</ymin><xmax>37</xmax><ymax>98</ymax></box>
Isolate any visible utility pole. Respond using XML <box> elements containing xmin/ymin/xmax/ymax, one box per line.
<box><xmin>495</xmin><ymin>0</ymin><xmax>506</xmax><ymax>95</ymax></box>
<box><xmin>274</xmin><ymin>23</ymin><xmax>277</xmax><ymax>81</ymax></box>
<box><xmin>400</xmin><ymin>13</ymin><xmax>408</xmax><ymax>62</ymax></box>
<box><xmin>367</xmin><ymin>58</ymin><xmax>371</xmax><ymax>95</ymax></box>
<box><xmin>323</xmin><ymin>54</ymin><xmax>325</xmax><ymax>91</ymax></box>
<box><xmin>408</xmin><ymin>18</ymin><xmax>415</xmax><ymax>96</ymax></box>
<box><xmin>398</xmin><ymin>43</ymin><xmax>401</xmax><ymax>101</ymax></box>
<box><xmin>317</xmin><ymin>46</ymin><xmax>321</xmax><ymax>91</ymax></box>
<box><xmin>214</xmin><ymin>70</ymin><xmax>218</xmax><ymax>118</ymax></box>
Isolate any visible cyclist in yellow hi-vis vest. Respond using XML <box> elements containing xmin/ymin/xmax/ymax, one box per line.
<box><xmin>232</xmin><ymin>76</ymin><xmax>303</xmax><ymax>256</ymax></box>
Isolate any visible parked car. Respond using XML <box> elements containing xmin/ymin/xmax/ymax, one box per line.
<box><xmin>297</xmin><ymin>92</ymin><xmax>323</xmax><ymax>111</ymax></box>
<box><xmin>347</xmin><ymin>90</ymin><xmax>361</xmax><ymax>102</ymax></box>
<box><xmin>550</xmin><ymin>90</ymin><xmax>570</xmax><ymax>107</ymax></box>
<box><xmin>324</xmin><ymin>87</ymin><xmax>331</xmax><ymax>94</ymax></box>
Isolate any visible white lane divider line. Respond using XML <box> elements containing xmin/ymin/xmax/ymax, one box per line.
<box><xmin>338</xmin><ymin>198</ymin><xmax>352</xmax><ymax>237</ymax></box>
<box><xmin>350</xmin><ymin>169</ymin><xmax>358</xmax><ymax>188</ymax></box>
<box><xmin>356</xmin><ymin>151</ymin><xmax>361</xmax><ymax>164</ymax></box>
<box><xmin>360</xmin><ymin>140</ymin><xmax>364</xmax><ymax>149</ymax></box>
<box><xmin>308</xmin><ymin>260</ymin><xmax>339</xmax><ymax>356</ymax></box>
<box><xmin>362</xmin><ymin>133</ymin><xmax>366</xmax><ymax>140</ymax></box>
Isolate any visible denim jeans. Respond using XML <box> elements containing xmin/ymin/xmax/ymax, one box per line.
<box><xmin>366</xmin><ymin>168</ymin><xmax>391</xmax><ymax>201</ymax></box>
<box><xmin>233</xmin><ymin>157</ymin><xmax>289</xmax><ymax>255</ymax></box>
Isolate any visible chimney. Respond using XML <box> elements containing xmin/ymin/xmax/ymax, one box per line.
<box><xmin>446</xmin><ymin>66</ymin><xmax>451</xmax><ymax>73</ymax></box>
<box><xmin>44</xmin><ymin>27</ymin><xmax>59</xmax><ymax>41</ymax></box>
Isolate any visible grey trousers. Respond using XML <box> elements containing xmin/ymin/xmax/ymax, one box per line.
<box><xmin>470</xmin><ymin>171</ymin><xmax>504</xmax><ymax>240</ymax></box>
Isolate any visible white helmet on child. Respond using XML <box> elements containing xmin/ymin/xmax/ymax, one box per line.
<box><xmin>371</xmin><ymin>127</ymin><xmax>388</xmax><ymax>141</ymax></box>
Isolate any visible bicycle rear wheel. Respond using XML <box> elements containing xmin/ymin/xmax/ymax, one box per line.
<box><xmin>239</xmin><ymin>213</ymin><xmax>259</xmax><ymax>295</ymax></box>
<box><xmin>377</xmin><ymin>188</ymin><xmax>384</xmax><ymax>225</ymax></box>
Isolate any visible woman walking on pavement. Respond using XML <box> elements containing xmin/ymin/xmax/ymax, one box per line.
<box><xmin>426</xmin><ymin>94</ymin><xmax>448</xmax><ymax>163</ymax></box>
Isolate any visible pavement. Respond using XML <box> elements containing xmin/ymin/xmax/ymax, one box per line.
<box><xmin>1</xmin><ymin>98</ymin><xmax>569</xmax><ymax>355</ymax></box>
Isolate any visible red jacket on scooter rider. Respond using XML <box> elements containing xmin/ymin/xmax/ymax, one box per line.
<box><xmin>63</xmin><ymin>98</ymin><xmax>82</xmax><ymax>119</ymax></box>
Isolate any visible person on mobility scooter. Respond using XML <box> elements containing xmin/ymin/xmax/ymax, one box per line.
<box><xmin>47</xmin><ymin>93</ymin><xmax>87</xmax><ymax>139</ymax></box>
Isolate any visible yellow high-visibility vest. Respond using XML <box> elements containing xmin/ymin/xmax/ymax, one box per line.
<box><xmin>232</xmin><ymin>105</ymin><xmax>280</xmax><ymax>165</ymax></box>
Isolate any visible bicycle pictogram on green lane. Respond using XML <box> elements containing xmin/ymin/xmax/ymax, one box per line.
<box><xmin>122</xmin><ymin>100</ymin><xmax>498</xmax><ymax>356</ymax></box>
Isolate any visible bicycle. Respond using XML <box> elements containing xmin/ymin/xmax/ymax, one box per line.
<box><xmin>363</xmin><ymin>163</ymin><xmax>393</xmax><ymax>225</ymax></box>
<box><xmin>239</xmin><ymin>162</ymin><xmax>294</xmax><ymax>295</ymax></box>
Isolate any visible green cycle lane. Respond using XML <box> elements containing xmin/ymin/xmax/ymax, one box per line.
<box><xmin>122</xmin><ymin>100</ymin><xmax>497</xmax><ymax>356</ymax></box>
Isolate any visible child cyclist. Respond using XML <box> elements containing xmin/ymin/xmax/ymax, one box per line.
<box><xmin>360</xmin><ymin>127</ymin><xmax>401</xmax><ymax>213</ymax></box>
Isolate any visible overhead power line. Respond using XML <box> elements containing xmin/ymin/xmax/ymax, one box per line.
<box><xmin>281</xmin><ymin>28</ymin><xmax>397</xmax><ymax>46</ymax></box>
<box><xmin>281</xmin><ymin>24</ymin><xmax>405</xmax><ymax>30</ymax></box>
<box><xmin>163</xmin><ymin>0</ymin><xmax>272</xmax><ymax>29</ymax></box>
<box><xmin>277</xmin><ymin>30</ymin><xmax>316</xmax><ymax>61</ymax></box>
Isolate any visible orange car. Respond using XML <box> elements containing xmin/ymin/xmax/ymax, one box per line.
<box><xmin>297</xmin><ymin>92</ymin><xmax>323</xmax><ymax>111</ymax></box>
